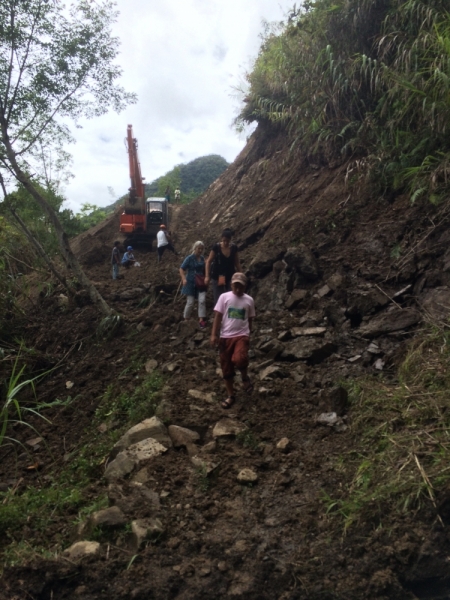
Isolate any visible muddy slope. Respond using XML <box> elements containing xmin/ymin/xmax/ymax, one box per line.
<box><xmin>2</xmin><ymin>122</ymin><xmax>450</xmax><ymax>600</ymax></box>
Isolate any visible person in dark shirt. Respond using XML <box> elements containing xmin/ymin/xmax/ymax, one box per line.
<box><xmin>111</xmin><ymin>241</ymin><xmax>121</xmax><ymax>280</ymax></box>
<box><xmin>205</xmin><ymin>228</ymin><xmax>241</xmax><ymax>303</ymax></box>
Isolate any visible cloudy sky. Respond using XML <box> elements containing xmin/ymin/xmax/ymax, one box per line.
<box><xmin>63</xmin><ymin>0</ymin><xmax>291</xmax><ymax>211</ymax></box>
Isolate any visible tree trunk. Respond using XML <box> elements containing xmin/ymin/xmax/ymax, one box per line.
<box><xmin>3</xmin><ymin>146</ymin><xmax>114</xmax><ymax>317</ymax></box>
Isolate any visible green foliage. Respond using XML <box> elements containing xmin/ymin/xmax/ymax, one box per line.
<box><xmin>0</xmin><ymin>351</ymin><xmax>66</xmax><ymax>448</ymax></box>
<box><xmin>239</xmin><ymin>0</ymin><xmax>450</xmax><ymax>202</ymax></box>
<box><xmin>95</xmin><ymin>371</ymin><xmax>163</xmax><ymax>425</ymax></box>
<box><xmin>324</xmin><ymin>329</ymin><xmax>450</xmax><ymax>531</ymax></box>
<box><xmin>145</xmin><ymin>155</ymin><xmax>229</xmax><ymax>203</ymax></box>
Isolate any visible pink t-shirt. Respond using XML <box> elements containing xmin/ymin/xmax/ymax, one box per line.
<box><xmin>214</xmin><ymin>291</ymin><xmax>255</xmax><ymax>338</ymax></box>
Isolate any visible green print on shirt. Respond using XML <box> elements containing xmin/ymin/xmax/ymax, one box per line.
<box><xmin>228</xmin><ymin>307</ymin><xmax>246</xmax><ymax>320</ymax></box>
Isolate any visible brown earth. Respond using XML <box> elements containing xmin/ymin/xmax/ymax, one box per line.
<box><xmin>2</xmin><ymin>122</ymin><xmax>450</xmax><ymax>599</ymax></box>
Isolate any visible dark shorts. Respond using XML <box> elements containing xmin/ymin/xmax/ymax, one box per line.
<box><xmin>219</xmin><ymin>336</ymin><xmax>249</xmax><ymax>379</ymax></box>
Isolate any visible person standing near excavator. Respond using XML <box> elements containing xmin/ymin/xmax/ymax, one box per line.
<box><xmin>157</xmin><ymin>224</ymin><xmax>178</xmax><ymax>262</ymax></box>
<box><xmin>111</xmin><ymin>240</ymin><xmax>121</xmax><ymax>280</ymax></box>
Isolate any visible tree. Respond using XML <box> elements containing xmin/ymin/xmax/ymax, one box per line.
<box><xmin>0</xmin><ymin>0</ymin><xmax>136</xmax><ymax>315</ymax></box>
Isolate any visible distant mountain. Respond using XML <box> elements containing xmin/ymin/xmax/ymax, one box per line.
<box><xmin>145</xmin><ymin>154</ymin><xmax>229</xmax><ymax>201</ymax></box>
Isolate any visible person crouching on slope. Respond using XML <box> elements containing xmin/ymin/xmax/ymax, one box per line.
<box><xmin>122</xmin><ymin>246</ymin><xmax>136</xmax><ymax>269</ymax></box>
<box><xmin>210</xmin><ymin>272</ymin><xmax>255</xmax><ymax>409</ymax></box>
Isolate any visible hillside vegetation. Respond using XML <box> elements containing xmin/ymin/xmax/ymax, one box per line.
<box><xmin>145</xmin><ymin>154</ymin><xmax>229</xmax><ymax>203</ymax></box>
<box><xmin>238</xmin><ymin>0</ymin><xmax>450</xmax><ymax>203</ymax></box>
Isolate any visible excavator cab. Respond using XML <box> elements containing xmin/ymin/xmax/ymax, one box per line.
<box><xmin>146</xmin><ymin>198</ymin><xmax>168</xmax><ymax>235</ymax></box>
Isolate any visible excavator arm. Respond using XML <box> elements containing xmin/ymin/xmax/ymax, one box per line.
<box><xmin>120</xmin><ymin>124</ymin><xmax>146</xmax><ymax>233</ymax></box>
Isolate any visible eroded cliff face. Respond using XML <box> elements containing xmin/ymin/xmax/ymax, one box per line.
<box><xmin>2</xmin><ymin>122</ymin><xmax>450</xmax><ymax>600</ymax></box>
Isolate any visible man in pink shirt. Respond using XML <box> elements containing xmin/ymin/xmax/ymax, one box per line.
<box><xmin>210</xmin><ymin>272</ymin><xmax>255</xmax><ymax>409</ymax></box>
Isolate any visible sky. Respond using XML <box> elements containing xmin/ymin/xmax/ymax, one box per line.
<box><xmin>63</xmin><ymin>0</ymin><xmax>291</xmax><ymax>212</ymax></box>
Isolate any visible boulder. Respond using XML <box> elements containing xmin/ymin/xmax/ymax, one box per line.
<box><xmin>130</xmin><ymin>518</ymin><xmax>165</xmax><ymax>550</ymax></box>
<box><xmin>254</xmin><ymin>271</ymin><xmax>291</xmax><ymax>311</ymax></box>
<box><xmin>248</xmin><ymin>250</ymin><xmax>284</xmax><ymax>278</ymax></box>
<box><xmin>358</xmin><ymin>309</ymin><xmax>421</xmax><ymax>337</ymax></box>
<box><xmin>90</xmin><ymin>506</ymin><xmax>127</xmax><ymax>528</ymax></box>
<box><xmin>105</xmin><ymin>439</ymin><xmax>167</xmax><ymax>481</ymax></box>
<box><xmin>62</xmin><ymin>541</ymin><xmax>100</xmax><ymax>561</ymax></box>
<box><xmin>212</xmin><ymin>418</ymin><xmax>247</xmax><ymax>438</ymax></box>
<box><xmin>285</xmin><ymin>289</ymin><xmax>308</xmax><ymax>310</ymax></box>
<box><xmin>281</xmin><ymin>339</ymin><xmax>337</xmax><ymax>364</ymax></box>
<box><xmin>104</xmin><ymin>453</ymin><xmax>137</xmax><ymax>481</ymax></box>
<box><xmin>284</xmin><ymin>245</ymin><xmax>319</xmax><ymax>281</ymax></box>
<box><xmin>111</xmin><ymin>416</ymin><xmax>172</xmax><ymax>459</ymax></box>
<box><xmin>168</xmin><ymin>425</ymin><xmax>200</xmax><ymax>448</ymax></box>
<box><xmin>346</xmin><ymin>287</ymin><xmax>389</xmax><ymax>319</ymax></box>
<box><xmin>188</xmin><ymin>389</ymin><xmax>215</xmax><ymax>404</ymax></box>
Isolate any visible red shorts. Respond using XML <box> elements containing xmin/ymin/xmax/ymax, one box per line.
<box><xmin>219</xmin><ymin>336</ymin><xmax>249</xmax><ymax>379</ymax></box>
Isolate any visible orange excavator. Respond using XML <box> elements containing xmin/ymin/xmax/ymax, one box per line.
<box><xmin>119</xmin><ymin>125</ymin><xmax>168</xmax><ymax>247</ymax></box>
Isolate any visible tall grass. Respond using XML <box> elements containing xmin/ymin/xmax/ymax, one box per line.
<box><xmin>238</xmin><ymin>0</ymin><xmax>450</xmax><ymax>202</ymax></box>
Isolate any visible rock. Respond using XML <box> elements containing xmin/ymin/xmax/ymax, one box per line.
<box><xmin>130</xmin><ymin>518</ymin><xmax>165</xmax><ymax>550</ymax></box>
<box><xmin>327</xmin><ymin>273</ymin><xmax>345</xmax><ymax>291</ymax></box>
<box><xmin>26</xmin><ymin>436</ymin><xmax>43</xmax><ymax>447</ymax></box>
<box><xmin>191</xmin><ymin>456</ymin><xmax>221</xmax><ymax>475</ymax></box>
<box><xmin>374</xmin><ymin>358</ymin><xmax>385</xmax><ymax>370</ymax></box>
<box><xmin>259</xmin><ymin>365</ymin><xmax>284</xmax><ymax>381</ymax></box>
<box><xmin>327</xmin><ymin>387</ymin><xmax>348</xmax><ymax>416</ymax></box>
<box><xmin>254</xmin><ymin>270</ymin><xmax>293</xmax><ymax>311</ymax></box>
<box><xmin>348</xmin><ymin>355</ymin><xmax>361</xmax><ymax>363</ymax></box>
<box><xmin>284</xmin><ymin>245</ymin><xmax>319</xmax><ymax>281</ymax></box>
<box><xmin>168</xmin><ymin>425</ymin><xmax>200</xmax><ymax>448</ymax></box>
<box><xmin>119</xmin><ymin>288</ymin><xmax>145</xmax><ymax>301</ymax></box>
<box><xmin>89</xmin><ymin>506</ymin><xmax>126</xmax><ymax>529</ymax></box>
<box><xmin>278</xmin><ymin>330</ymin><xmax>291</xmax><ymax>341</ymax></box>
<box><xmin>163</xmin><ymin>361</ymin><xmax>181</xmax><ymax>373</ymax></box>
<box><xmin>346</xmin><ymin>287</ymin><xmax>389</xmax><ymax>319</ymax></box>
<box><xmin>367</xmin><ymin>342</ymin><xmax>381</xmax><ymax>355</ymax></box>
<box><xmin>111</xmin><ymin>416</ymin><xmax>172</xmax><ymax>459</ymax></box>
<box><xmin>257</xmin><ymin>358</ymin><xmax>274</xmax><ymax>370</ymax></box>
<box><xmin>276</xmin><ymin>438</ymin><xmax>291</xmax><ymax>453</ymax></box>
<box><xmin>317</xmin><ymin>284</ymin><xmax>331</xmax><ymax>298</ymax></box>
<box><xmin>145</xmin><ymin>359</ymin><xmax>158</xmax><ymax>373</ymax></box>
<box><xmin>188</xmin><ymin>389</ymin><xmax>215</xmax><ymax>404</ymax></box>
<box><xmin>63</xmin><ymin>541</ymin><xmax>100</xmax><ymax>561</ymax></box>
<box><xmin>358</xmin><ymin>308</ymin><xmax>421</xmax><ymax>337</ymax></box>
<box><xmin>212</xmin><ymin>418</ymin><xmax>247</xmax><ymax>438</ymax></box>
<box><xmin>248</xmin><ymin>251</ymin><xmax>284</xmax><ymax>278</ymax></box>
<box><xmin>317</xmin><ymin>412</ymin><xmax>339</xmax><ymax>426</ymax></box>
<box><xmin>281</xmin><ymin>339</ymin><xmax>337</xmax><ymax>364</ymax></box>
<box><xmin>217</xmin><ymin>560</ymin><xmax>228</xmax><ymax>572</ymax></box>
<box><xmin>237</xmin><ymin>468</ymin><xmax>258</xmax><ymax>483</ymax></box>
<box><xmin>130</xmin><ymin>519</ymin><xmax>148</xmax><ymax>550</ymax></box>
<box><xmin>201</xmin><ymin>440</ymin><xmax>217</xmax><ymax>454</ymax></box>
<box><xmin>105</xmin><ymin>439</ymin><xmax>167</xmax><ymax>481</ymax></box>
<box><xmin>285</xmin><ymin>289</ymin><xmax>308</xmax><ymax>310</ymax></box>
<box><xmin>105</xmin><ymin>453</ymin><xmax>137</xmax><ymax>481</ymax></box>
<box><xmin>126</xmin><ymin>438</ymin><xmax>168</xmax><ymax>463</ymax></box>
<box><xmin>290</xmin><ymin>326</ymin><xmax>326</xmax><ymax>337</ymax></box>
<box><xmin>257</xmin><ymin>338</ymin><xmax>285</xmax><ymax>358</ymax></box>
<box><xmin>421</xmin><ymin>287</ymin><xmax>450</xmax><ymax>321</ymax></box>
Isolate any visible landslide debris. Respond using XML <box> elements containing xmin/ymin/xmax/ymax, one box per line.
<box><xmin>2</xmin><ymin>123</ymin><xmax>450</xmax><ymax>600</ymax></box>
